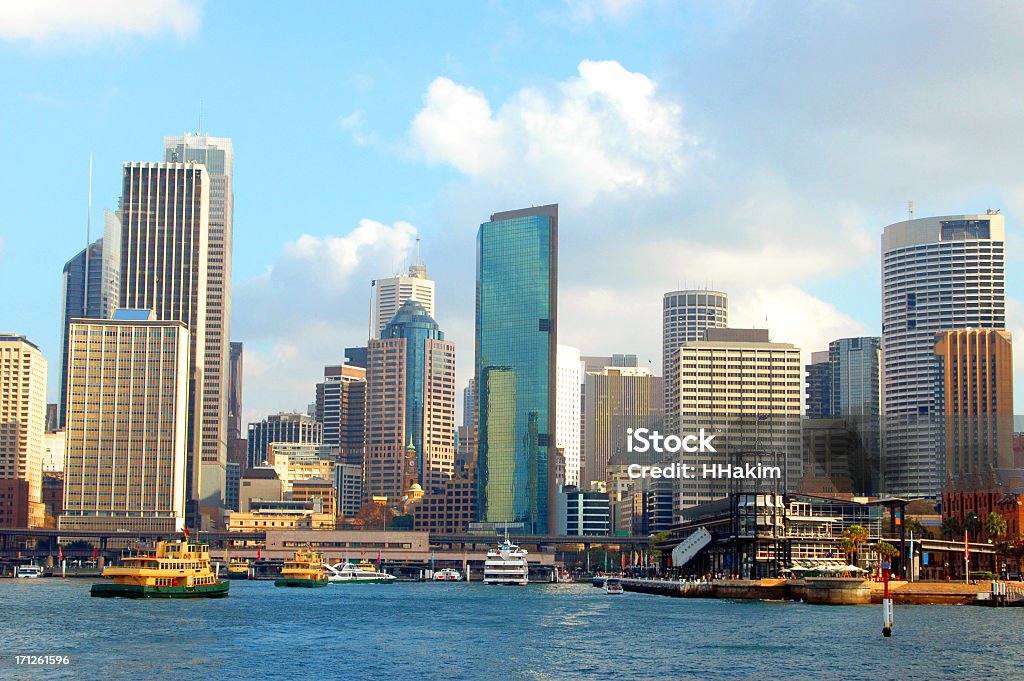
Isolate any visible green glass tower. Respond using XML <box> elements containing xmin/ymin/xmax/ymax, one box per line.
<box><xmin>475</xmin><ymin>204</ymin><xmax>558</xmax><ymax>534</ymax></box>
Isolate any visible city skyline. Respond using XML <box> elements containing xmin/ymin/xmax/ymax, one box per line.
<box><xmin>3</xmin><ymin>2</ymin><xmax>1024</xmax><ymax>430</ymax></box>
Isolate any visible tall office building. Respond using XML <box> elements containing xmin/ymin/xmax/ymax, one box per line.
<box><xmin>673</xmin><ymin>328</ymin><xmax>802</xmax><ymax>512</ymax></box>
<box><xmin>881</xmin><ymin>212</ymin><xmax>1006</xmax><ymax>497</ymax></box>
<box><xmin>246</xmin><ymin>413</ymin><xmax>322</xmax><ymax>469</ymax></box>
<box><xmin>315</xmin><ymin>363</ymin><xmax>366</xmax><ymax>465</ymax></box>
<box><xmin>57</xmin><ymin>210</ymin><xmax>121</xmax><ymax>429</ymax></box>
<box><xmin>364</xmin><ymin>300</ymin><xmax>456</xmax><ymax>501</ymax></box>
<box><xmin>119</xmin><ymin>161</ymin><xmax>210</xmax><ymax>513</ymax></box>
<box><xmin>165</xmin><ymin>134</ymin><xmax>234</xmax><ymax>508</ymax></box>
<box><xmin>556</xmin><ymin>345</ymin><xmax>582</xmax><ymax>488</ymax></box>
<box><xmin>476</xmin><ymin>204</ymin><xmax>558</xmax><ymax>533</ymax></box>
<box><xmin>804</xmin><ymin>351</ymin><xmax>832</xmax><ymax>417</ymax></box>
<box><xmin>0</xmin><ymin>335</ymin><xmax>47</xmax><ymax>527</ymax></box>
<box><xmin>663</xmin><ymin>290</ymin><xmax>728</xmax><ymax>436</ymax></box>
<box><xmin>584</xmin><ymin>365</ymin><xmax>665</xmax><ymax>488</ymax></box>
<box><xmin>935</xmin><ymin>329</ymin><xmax>1014</xmax><ymax>490</ymax></box>
<box><xmin>59</xmin><ymin>311</ymin><xmax>189</xmax><ymax>533</ymax></box>
<box><xmin>227</xmin><ymin>342</ymin><xmax>243</xmax><ymax>440</ymax></box>
<box><xmin>373</xmin><ymin>258</ymin><xmax>435</xmax><ymax>337</ymax></box>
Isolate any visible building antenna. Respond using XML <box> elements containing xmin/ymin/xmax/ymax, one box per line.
<box><xmin>369</xmin><ymin>279</ymin><xmax>376</xmax><ymax>341</ymax></box>
<box><xmin>198</xmin><ymin>100</ymin><xmax>203</xmax><ymax>135</ymax></box>
<box><xmin>908</xmin><ymin>200</ymin><xmax>915</xmax><ymax>220</ymax></box>
<box><xmin>84</xmin><ymin>153</ymin><xmax>93</xmax><ymax>313</ymax></box>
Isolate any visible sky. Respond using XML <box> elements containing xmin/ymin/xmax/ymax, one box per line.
<box><xmin>2</xmin><ymin>0</ymin><xmax>1024</xmax><ymax>427</ymax></box>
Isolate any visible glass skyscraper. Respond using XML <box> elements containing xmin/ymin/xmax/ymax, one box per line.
<box><xmin>476</xmin><ymin>204</ymin><xmax>558</xmax><ymax>534</ymax></box>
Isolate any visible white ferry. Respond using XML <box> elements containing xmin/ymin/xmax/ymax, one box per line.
<box><xmin>483</xmin><ymin>532</ymin><xmax>529</xmax><ymax>586</ymax></box>
<box><xmin>433</xmin><ymin>568</ymin><xmax>462</xmax><ymax>581</ymax></box>
<box><xmin>15</xmin><ymin>564</ymin><xmax>42</xmax><ymax>578</ymax></box>
<box><xmin>323</xmin><ymin>560</ymin><xmax>396</xmax><ymax>584</ymax></box>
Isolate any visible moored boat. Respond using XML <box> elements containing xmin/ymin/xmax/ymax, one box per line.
<box><xmin>483</xmin><ymin>532</ymin><xmax>529</xmax><ymax>586</ymax></box>
<box><xmin>225</xmin><ymin>558</ymin><xmax>250</xmax><ymax>580</ymax></box>
<box><xmin>15</xmin><ymin>564</ymin><xmax>43</xmax><ymax>578</ymax></box>
<box><xmin>433</xmin><ymin>568</ymin><xmax>462</xmax><ymax>581</ymax></box>
<box><xmin>605</xmin><ymin>577</ymin><xmax>624</xmax><ymax>595</ymax></box>
<box><xmin>275</xmin><ymin>547</ymin><xmax>329</xmax><ymax>587</ymax></box>
<box><xmin>91</xmin><ymin>538</ymin><xmax>229</xmax><ymax>599</ymax></box>
<box><xmin>323</xmin><ymin>560</ymin><xmax>396</xmax><ymax>584</ymax></box>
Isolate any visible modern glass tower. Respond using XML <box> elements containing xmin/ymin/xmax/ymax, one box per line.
<box><xmin>476</xmin><ymin>204</ymin><xmax>558</xmax><ymax>534</ymax></box>
<box><xmin>881</xmin><ymin>213</ymin><xmax>1006</xmax><ymax>498</ymax></box>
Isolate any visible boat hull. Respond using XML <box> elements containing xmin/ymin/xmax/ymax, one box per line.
<box><xmin>274</xmin><ymin>578</ymin><xmax>329</xmax><ymax>587</ymax></box>
<box><xmin>327</xmin><ymin>577</ymin><xmax>395</xmax><ymax>584</ymax></box>
<box><xmin>90</xmin><ymin>581</ymin><xmax>230</xmax><ymax>599</ymax></box>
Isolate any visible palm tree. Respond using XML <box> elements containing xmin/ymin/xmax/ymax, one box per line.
<box><xmin>873</xmin><ymin>542</ymin><xmax>899</xmax><ymax>559</ymax></box>
<box><xmin>984</xmin><ymin>512</ymin><xmax>1007</xmax><ymax>541</ymax></box>
<box><xmin>905</xmin><ymin>517</ymin><xmax>928</xmax><ymax>539</ymax></box>
<box><xmin>963</xmin><ymin>512</ymin><xmax>982</xmax><ymax>541</ymax></box>
<box><xmin>941</xmin><ymin>516</ymin><xmax>963</xmax><ymax>540</ymax></box>
<box><xmin>841</xmin><ymin>525</ymin><xmax>870</xmax><ymax>567</ymax></box>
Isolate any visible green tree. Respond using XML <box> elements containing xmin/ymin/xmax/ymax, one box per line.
<box><xmin>841</xmin><ymin>525</ymin><xmax>870</xmax><ymax>566</ymax></box>
<box><xmin>941</xmin><ymin>516</ymin><xmax>963</xmax><ymax>540</ymax></box>
<box><xmin>873</xmin><ymin>541</ymin><xmax>899</xmax><ymax>558</ymax></box>
<box><xmin>963</xmin><ymin>512</ymin><xmax>982</xmax><ymax>540</ymax></box>
<box><xmin>984</xmin><ymin>512</ymin><xmax>1007</xmax><ymax>541</ymax></box>
<box><xmin>904</xmin><ymin>517</ymin><xmax>928</xmax><ymax>539</ymax></box>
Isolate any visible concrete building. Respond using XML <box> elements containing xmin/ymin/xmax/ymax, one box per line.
<box><xmin>556</xmin><ymin>345</ymin><xmax>582</xmax><ymax>487</ymax></box>
<box><xmin>364</xmin><ymin>300</ymin><xmax>456</xmax><ymax>502</ymax></box>
<box><xmin>556</xmin><ymin>486</ymin><xmax>610</xmax><ymax>536</ymax></box>
<box><xmin>882</xmin><ymin>212</ymin><xmax>1006</xmax><ymax>498</ymax></box>
<box><xmin>247</xmin><ymin>413</ymin><xmax>322</xmax><ymax>468</ymax></box>
<box><xmin>476</xmin><ymin>204</ymin><xmax>558</xmax><ymax>534</ymax></box>
<box><xmin>0</xmin><ymin>480</ymin><xmax>30</xmax><ymax>528</ymax></box>
<box><xmin>292</xmin><ymin>478</ymin><xmax>336</xmax><ymax>518</ymax></box>
<box><xmin>315</xmin><ymin>363</ymin><xmax>366</xmax><ymax>465</ymax></box>
<box><xmin>374</xmin><ymin>258</ymin><xmax>435</xmax><ymax>337</ymax></box>
<box><xmin>228</xmin><ymin>499</ymin><xmax>335</xmax><ymax>533</ymax></box>
<box><xmin>42</xmin><ymin>429</ymin><xmax>65</xmax><ymax>473</ymax></box>
<box><xmin>935</xmin><ymin>329</ymin><xmax>1015</xmax><ymax>490</ymax></box>
<box><xmin>267</xmin><ymin>442</ymin><xmax>337</xmax><ymax>494</ymax></box>
<box><xmin>584</xmin><ymin>365</ymin><xmax>664</xmax><ymax>490</ymax></box>
<box><xmin>228</xmin><ymin>342</ymin><xmax>243</xmax><ymax>440</ymax></box>
<box><xmin>164</xmin><ymin>134</ymin><xmax>234</xmax><ymax>510</ymax></box>
<box><xmin>673</xmin><ymin>328</ymin><xmax>802</xmax><ymax>512</ymax></box>
<box><xmin>411</xmin><ymin>474</ymin><xmax>477</xmax><ymax>534</ymax></box>
<box><xmin>57</xmin><ymin>210</ymin><xmax>120</xmax><ymax>428</ymax></box>
<box><xmin>334</xmin><ymin>463</ymin><xmax>363</xmax><ymax>519</ymax></box>
<box><xmin>238</xmin><ymin>467</ymin><xmax>283</xmax><ymax>512</ymax></box>
<box><xmin>663</xmin><ymin>290</ymin><xmax>728</xmax><ymax>436</ymax></box>
<box><xmin>59</xmin><ymin>312</ymin><xmax>189</xmax><ymax>533</ymax></box>
<box><xmin>0</xmin><ymin>334</ymin><xmax>48</xmax><ymax>527</ymax></box>
<box><xmin>804</xmin><ymin>350</ymin><xmax>832</xmax><ymax>418</ymax></box>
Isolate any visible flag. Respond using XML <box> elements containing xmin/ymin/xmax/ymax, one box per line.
<box><xmin>257</xmin><ymin>548</ymin><xmax>261</xmax><ymax>560</ymax></box>
<box><xmin>964</xmin><ymin>529</ymin><xmax>970</xmax><ymax>559</ymax></box>
<box><xmin>377</xmin><ymin>549</ymin><xmax>382</xmax><ymax>564</ymax></box>
<box><xmin>58</xmin><ymin>547</ymin><xmax>63</xmax><ymax>561</ymax></box>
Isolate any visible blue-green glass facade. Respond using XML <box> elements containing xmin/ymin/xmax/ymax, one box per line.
<box><xmin>381</xmin><ymin>299</ymin><xmax>444</xmax><ymax>482</ymax></box>
<box><xmin>476</xmin><ymin>205</ymin><xmax>558</xmax><ymax>533</ymax></box>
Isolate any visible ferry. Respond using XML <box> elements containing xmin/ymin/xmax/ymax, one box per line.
<box><xmin>15</xmin><ymin>564</ymin><xmax>42</xmax><ymax>578</ymax></box>
<box><xmin>90</xmin><ymin>538</ymin><xmax>229</xmax><ymax>598</ymax></box>
<box><xmin>225</xmin><ymin>558</ymin><xmax>250</xmax><ymax>580</ymax></box>
<box><xmin>483</xmin><ymin>532</ymin><xmax>529</xmax><ymax>586</ymax></box>
<box><xmin>323</xmin><ymin>560</ymin><xmax>396</xmax><ymax>584</ymax></box>
<box><xmin>605</xmin><ymin>577</ymin><xmax>624</xmax><ymax>595</ymax></box>
<box><xmin>555</xmin><ymin>569</ymin><xmax>574</xmax><ymax>583</ymax></box>
<box><xmin>433</xmin><ymin>568</ymin><xmax>463</xmax><ymax>581</ymax></box>
<box><xmin>275</xmin><ymin>548</ymin><xmax>329</xmax><ymax>587</ymax></box>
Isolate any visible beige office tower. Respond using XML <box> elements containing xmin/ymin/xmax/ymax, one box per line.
<box><xmin>374</xmin><ymin>260</ymin><xmax>435</xmax><ymax>337</ymax></box>
<box><xmin>164</xmin><ymin>135</ymin><xmax>234</xmax><ymax>509</ymax></box>
<box><xmin>59</xmin><ymin>313</ymin><xmax>189</xmax><ymax>533</ymax></box>
<box><xmin>0</xmin><ymin>335</ymin><xmax>47</xmax><ymax>527</ymax></box>
<box><xmin>673</xmin><ymin>329</ymin><xmax>802</xmax><ymax>513</ymax></box>
<box><xmin>119</xmin><ymin>162</ymin><xmax>209</xmax><ymax>513</ymax></box>
<box><xmin>663</xmin><ymin>290</ymin><xmax>728</xmax><ymax>436</ymax></box>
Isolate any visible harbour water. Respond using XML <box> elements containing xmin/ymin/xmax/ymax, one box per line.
<box><xmin>2</xmin><ymin>578</ymin><xmax>1022</xmax><ymax>680</ymax></box>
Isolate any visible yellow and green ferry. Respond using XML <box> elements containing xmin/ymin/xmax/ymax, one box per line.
<box><xmin>274</xmin><ymin>547</ymin><xmax>329</xmax><ymax>588</ymax></box>
<box><xmin>90</xmin><ymin>538</ymin><xmax>229</xmax><ymax>599</ymax></box>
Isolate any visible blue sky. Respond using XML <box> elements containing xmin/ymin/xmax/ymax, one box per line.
<box><xmin>2</xmin><ymin>0</ymin><xmax>1024</xmax><ymax>424</ymax></box>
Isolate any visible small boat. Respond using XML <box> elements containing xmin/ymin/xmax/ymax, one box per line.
<box><xmin>225</xmin><ymin>558</ymin><xmax>250</xmax><ymax>580</ymax></box>
<box><xmin>483</xmin><ymin>530</ymin><xmax>529</xmax><ymax>586</ymax></box>
<box><xmin>275</xmin><ymin>548</ymin><xmax>329</xmax><ymax>587</ymax></box>
<box><xmin>555</xmin><ymin>569</ymin><xmax>574</xmax><ymax>583</ymax></box>
<box><xmin>91</xmin><ymin>537</ymin><xmax>229</xmax><ymax>598</ymax></box>
<box><xmin>323</xmin><ymin>560</ymin><xmax>396</xmax><ymax>584</ymax></box>
<box><xmin>434</xmin><ymin>568</ymin><xmax>463</xmax><ymax>581</ymax></box>
<box><xmin>15</xmin><ymin>564</ymin><xmax>42</xmax><ymax>578</ymax></box>
<box><xmin>605</xmin><ymin>578</ymin><xmax>624</xmax><ymax>595</ymax></box>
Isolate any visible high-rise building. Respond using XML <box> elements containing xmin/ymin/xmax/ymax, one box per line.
<box><xmin>364</xmin><ymin>300</ymin><xmax>456</xmax><ymax>502</ymax></box>
<box><xmin>334</xmin><ymin>463</ymin><xmax>363</xmax><ymax>519</ymax></box>
<box><xmin>57</xmin><ymin>210</ymin><xmax>121</xmax><ymax>429</ymax></box>
<box><xmin>935</xmin><ymin>329</ymin><xmax>1015</xmax><ymax>490</ymax></box>
<box><xmin>673</xmin><ymin>328</ymin><xmax>801</xmax><ymax>512</ymax></box>
<box><xmin>119</xmin><ymin>161</ymin><xmax>211</xmax><ymax>514</ymax></box>
<box><xmin>373</xmin><ymin>257</ymin><xmax>435</xmax><ymax>337</ymax></box>
<box><xmin>0</xmin><ymin>335</ymin><xmax>47</xmax><ymax>527</ymax></box>
<box><xmin>228</xmin><ymin>342</ymin><xmax>243</xmax><ymax>440</ymax></box>
<box><xmin>556</xmin><ymin>345</ymin><xmax>582</xmax><ymax>488</ymax></box>
<box><xmin>315</xmin><ymin>364</ymin><xmax>366</xmax><ymax>465</ymax></box>
<box><xmin>476</xmin><ymin>204</ymin><xmax>558</xmax><ymax>534</ymax></box>
<box><xmin>804</xmin><ymin>351</ymin><xmax>832</xmax><ymax>418</ymax></box>
<box><xmin>164</xmin><ymin>134</ymin><xmax>234</xmax><ymax>508</ymax></box>
<box><xmin>59</xmin><ymin>312</ymin><xmax>189</xmax><ymax>533</ymax></box>
<box><xmin>246</xmin><ymin>413</ymin><xmax>322</xmax><ymax>468</ymax></box>
<box><xmin>882</xmin><ymin>212</ymin><xmax>1006</xmax><ymax>497</ymax></box>
<box><xmin>584</xmin><ymin>365</ymin><xmax>665</xmax><ymax>489</ymax></box>
<box><xmin>663</xmin><ymin>290</ymin><xmax>728</xmax><ymax>436</ymax></box>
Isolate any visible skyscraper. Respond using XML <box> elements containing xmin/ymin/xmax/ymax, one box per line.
<box><xmin>663</xmin><ymin>290</ymin><xmax>728</xmax><ymax>435</ymax></box>
<box><xmin>315</xmin><ymin>363</ymin><xmax>366</xmax><ymax>465</ymax></box>
<box><xmin>246</xmin><ymin>413</ymin><xmax>322</xmax><ymax>469</ymax></box>
<box><xmin>881</xmin><ymin>212</ymin><xmax>1006</xmax><ymax>497</ymax></box>
<box><xmin>165</xmin><ymin>134</ymin><xmax>234</xmax><ymax>508</ymax></box>
<box><xmin>364</xmin><ymin>300</ymin><xmax>456</xmax><ymax>501</ymax></box>
<box><xmin>373</xmin><ymin>258</ymin><xmax>435</xmax><ymax>337</ymax></box>
<box><xmin>228</xmin><ymin>342</ymin><xmax>243</xmax><ymax>440</ymax></box>
<box><xmin>0</xmin><ymin>335</ymin><xmax>47</xmax><ymax>527</ymax></box>
<box><xmin>59</xmin><ymin>311</ymin><xmax>189</xmax><ymax>533</ymax></box>
<box><xmin>476</xmin><ymin>204</ymin><xmax>558</xmax><ymax>533</ymax></box>
<box><xmin>804</xmin><ymin>351</ymin><xmax>832</xmax><ymax>417</ymax></box>
<box><xmin>57</xmin><ymin>210</ymin><xmax>120</xmax><ymax>428</ymax></box>
<box><xmin>119</xmin><ymin>161</ymin><xmax>210</xmax><ymax>511</ymax></box>
<box><xmin>556</xmin><ymin>345</ymin><xmax>582</xmax><ymax>488</ymax></box>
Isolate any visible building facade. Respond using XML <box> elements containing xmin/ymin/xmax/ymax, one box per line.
<box><xmin>315</xmin><ymin>363</ymin><xmax>366</xmax><ymax>465</ymax></box>
<box><xmin>881</xmin><ymin>212</ymin><xmax>1006</xmax><ymax>498</ymax></box>
<box><xmin>246</xmin><ymin>413</ymin><xmax>322</xmax><ymax>468</ymax></box>
<box><xmin>374</xmin><ymin>260</ymin><xmax>435</xmax><ymax>337</ymax></box>
<box><xmin>556</xmin><ymin>345</ymin><xmax>582</xmax><ymax>488</ymax></box>
<box><xmin>476</xmin><ymin>204</ymin><xmax>558</xmax><ymax>534</ymax></box>
<box><xmin>663</xmin><ymin>290</ymin><xmax>728</xmax><ymax>436</ymax></box>
<box><xmin>59</xmin><ymin>313</ymin><xmax>189</xmax><ymax>533</ymax></box>
<box><xmin>0</xmin><ymin>335</ymin><xmax>47</xmax><ymax>527</ymax></box>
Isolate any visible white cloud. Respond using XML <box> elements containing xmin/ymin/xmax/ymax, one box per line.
<box><xmin>0</xmin><ymin>0</ymin><xmax>201</xmax><ymax>44</ymax></box>
<box><xmin>410</xmin><ymin>60</ymin><xmax>698</xmax><ymax>206</ymax></box>
<box><xmin>0</xmin><ymin>236</ymin><xmax>5</xmax><ymax>260</ymax></box>
<box><xmin>564</xmin><ymin>0</ymin><xmax>645</xmax><ymax>22</ymax></box>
